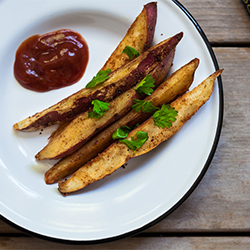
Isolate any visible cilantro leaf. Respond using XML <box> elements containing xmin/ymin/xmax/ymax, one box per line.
<box><xmin>135</xmin><ymin>75</ymin><xmax>155</xmax><ymax>95</ymax></box>
<box><xmin>86</xmin><ymin>69</ymin><xmax>111</xmax><ymax>88</ymax></box>
<box><xmin>112</xmin><ymin>126</ymin><xmax>132</xmax><ymax>140</ymax></box>
<box><xmin>152</xmin><ymin>104</ymin><xmax>178</xmax><ymax>128</ymax></box>
<box><xmin>132</xmin><ymin>99</ymin><xmax>159</xmax><ymax>113</ymax></box>
<box><xmin>122</xmin><ymin>46</ymin><xmax>140</xmax><ymax>60</ymax></box>
<box><xmin>119</xmin><ymin>131</ymin><xmax>148</xmax><ymax>151</ymax></box>
<box><xmin>88</xmin><ymin>100</ymin><xmax>110</xmax><ymax>119</ymax></box>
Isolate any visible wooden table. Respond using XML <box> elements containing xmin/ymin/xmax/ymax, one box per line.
<box><xmin>1</xmin><ymin>0</ymin><xmax>250</xmax><ymax>249</ymax></box>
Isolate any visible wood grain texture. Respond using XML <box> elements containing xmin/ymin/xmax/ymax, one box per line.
<box><xmin>0</xmin><ymin>236</ymin><xmax>250</xmax><ymax>250</ymax></box>
<box><xmin>180</xmin><ymin>0</ymin><xmax>250</xmax><ymax>44</ymax></box>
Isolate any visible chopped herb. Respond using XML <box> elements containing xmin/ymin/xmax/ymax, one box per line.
<box><xmin>135</xmin><ymin>123</ymin><xmax>140</xmax><ymax>128</ymax></box>
<box><xmin>112</xmin><ymin>126</ymin><xmax>132</xmax><ymax>140</ymax></box>
<box><xmin>132</xmin><ymin>99</ymin><xmax>159</xmax><ymax>113</ymax></box>
<box><xmin>86</xmin><ymin>69</ymin><xmax>111</xmax><ymax>88</ymax></box>
<box><xmin>88</xmin><ymin>100</ymin><xmax>110</xmax><ymax>119</ymax></box>
<box><xmin>122</xmin><ymin>46</ymin><xmax>140</xmax><ymax>60</ymax></box>
<box><xmin>153</xmin><ymin>104</ymin><xmax>178</xmax><ymax>128</ymax></box>
<box><xmin>135</xmin><ymin>75</ymin><xmax>155</xmax><ymax>95</ymax></box>
<box><xmin>119</xmin><ymin>131</ymin><xmax>148</xmax><ymax>151</ymax></box>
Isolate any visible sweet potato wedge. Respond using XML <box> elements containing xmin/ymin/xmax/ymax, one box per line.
<box><xmin>36</xmin><ymin>50</ymin><xmax>176</xmax><ymax>160</ymax></box>
<box><xmin>101</xmin><ymin>2</ymin><xmax>157</xmax><ymax>71</ymax></box>
<box><xmin>36</xmin><ymin>88</ymin><xmax>140</xmax><ymax>160</ymax></box>
<box><xmin>48</xmin><ymin>48</ymin><xmax>175</xmax><ymax>142</ymax></box>
<box><xmin>13</xmin><ymin>32</ymin><xmax>183</xmax><ymax>132</ymax></box>
<box><xmin>49</xmin><ymin>2</ymin><xmax>157</xmax><ymax>139</ymax></box>
<box><xmin>58</xmin><ymin>69</ymin><xmax>223</xmax><ymax>194</ymax></box>
<box><xmin>48</xmin><ymin>3</ymin><xmax>157</xmax><ymax>139</ymax></box>
<box><xmin>45</xmin><ymin>51</ymin><xmax>181</xmax><ymax>183</ymax></box>
<box><xmin>46</xmin><ymin>58</ymin><xmax>199</xmax><ymax>184</ymax></box>
<box><xmin>45</xmin><ymin>57</ymin><xmax>198</xmax><ymax>184</ymax></box>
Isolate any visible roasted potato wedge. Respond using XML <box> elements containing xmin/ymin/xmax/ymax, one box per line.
<box><xmin>13</xmin><ymin>32</ymin><xmax>183</xmax><ymax>132</ymax></box>
<box><xmin>36</xmin><ymin>88</ymin><xmax>139</xmax><ymax>160</ymax></box>
<box><xmin>101</xmin><ymin>2</ymin><xmax>157</xmax><ymax>71</ymax></box>
<box><xmin>58</xmin><ymin>69</ymin><xmax>223</xmax><ymax>194</ymax></box>
<box><xmin>45</xmin><ymin>57</ymin><xmax>199</xmax><ymax>184</ymax></box>
<box><xmin>36</xmin><ymin>49</ymin><xmax>176</xmax><ymax>160</ymax></box>
<box><xmin>49</xmin><ymin>2</ymin><xmax>157</xmax><ymax>139</ymax></box>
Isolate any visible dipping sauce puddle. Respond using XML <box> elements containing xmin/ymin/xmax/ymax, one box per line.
<box><xmin>14</xmin><ymin>29</ymin><xmax>89</xmax><ymax>92</ymax></box>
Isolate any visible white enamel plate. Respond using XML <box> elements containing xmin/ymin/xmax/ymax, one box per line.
<box><xmin>0</xmin><ymin>0</ymin><xmax>223</xmax><ymax>243</ymax></box>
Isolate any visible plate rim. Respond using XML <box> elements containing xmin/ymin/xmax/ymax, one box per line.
<box><xmin>0</xmin><ymin>0</ymin><xmax>224</xmax><ymax>245</ymax></box>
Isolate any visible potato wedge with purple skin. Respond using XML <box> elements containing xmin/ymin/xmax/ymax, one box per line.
<box><xmin>48</xmin><ymin>3</ymin><xmax>157</xmax><ymax>139</ymax></box>
<box><xmin>101</xmin><ymin>2</ymin><xmax>157</xmax><ymax>71</ymax></box>
<box><xmin>45</xmin><ymin>57</ymin><xmax>199</xmax><ymax>184</ymax></box>
<box><xmin>13</xmin><ymin>32</ymin><xmax>183</xmax><ymax>132</ymax></box>
<box><xmin>36</xmin><ymin>50</ymin><xmax>175</xmax><ymax>161</ymax></box>
<box><xmin>58</xmin><ymin>69</ymin><xmax>223</xmax><ymax>194</ymax></box>
<box><xmin>36</xmin><ymin>88</ymin><xmax>141</xmax><ymax>160</ymax></box>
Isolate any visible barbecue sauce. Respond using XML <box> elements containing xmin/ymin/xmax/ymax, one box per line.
<box><xmin>14</xmin><ymin>29</ymin><xmax>89</xmax><ymax>92</ymax></box>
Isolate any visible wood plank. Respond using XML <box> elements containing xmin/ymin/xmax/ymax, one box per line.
<box><xmin>180</xmin><ymin>0</ymin><xmax>250</xmax><ymax>44</ymax></box>
<box><xmin>0</xmin><ymin>236</ymin><xmax>250</xmax><ymax>250</ymax></box>
<box><xmin>1</xmin><ymin>47</ymin><xmax>250</xmax><ymax>235</ymax></box>
<box><xmin>0</xmin><ymin>220</ymin><xmax>20</xmax><ymax>234</ymax></box>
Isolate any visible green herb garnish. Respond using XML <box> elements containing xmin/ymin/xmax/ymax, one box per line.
<box><xmin>112</xmin><ymin>125</ymin><xmax>132</xmax><ymax>140</ymax></box>
<box><xmin>135</xmin><ymin>75</ymin><xmax>155</xmax><ymax>95</ymax></box>
<box><xmin>88</xmin><ymin>100</ymin><xmax>110</xmax><ymax>119</ymax></box>
<box><xmin>132</xmin><ymin>99</ymin><xmax>159</xmax><ymax>113</ymax></box>
<box><xmin>86</xmin><ymin>69</ymin><xmax>111</xmax><ymax>88</ymax></box>
<box><xmin>119</xmin><ymin>131</ymin><xmax>148</xmax><ymax>151</ymax></box>
<box><xmin>122</xmin><ymin>46</ymin><xmax>140</xmax><ymax>60</ymax></box>
<box><xmin>152</xmin><ymin>104</ymin><xmax>178</xmax><ymax>128</ymax></box>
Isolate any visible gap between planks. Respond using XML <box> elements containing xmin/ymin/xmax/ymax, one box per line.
<box><xmin>210</xmin><ymin>42</ymin><xmax>250</xmax><ymax>47</ymax></box>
